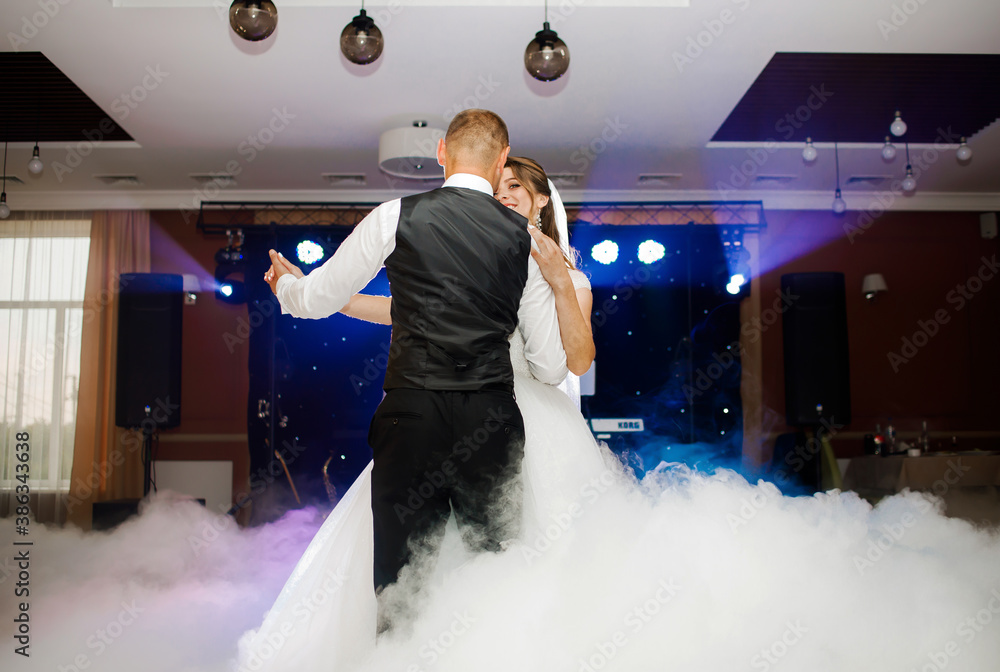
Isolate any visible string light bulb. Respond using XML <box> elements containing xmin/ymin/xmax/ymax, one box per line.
<box><xmin>27</xmin><ymin>144</ymin><xmax>43</xmax><ymax>174</ymax></box>
<box><xmin>802</xmin><ymin>137</ymin><xmax>818</xmax><ymax>162</ymax></box>
<box><xmin>881</xmin><ymin>136</ymin><xmax>897</xmax><ymax>161</ymax></box>
<box><xmin>890</xmin><ymin>110</ymin><xmax>907</xmax><ymax>137</ymax></box>
<box><xmin>956</xmin><ymin>137</ymin><xmax>972</xmax><ymax>162</ymax></box>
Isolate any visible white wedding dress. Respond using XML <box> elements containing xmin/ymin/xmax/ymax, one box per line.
<box><xmin>235</xmin><ymin>270</ymin><xmax>619</xmax><ymax>672</ymax></box>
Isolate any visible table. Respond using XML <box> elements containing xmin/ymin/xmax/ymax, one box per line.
<box><xmin>842</xmin><ymin>454</ymin><xmax>1000</xmax><ymax>525</ymax></box>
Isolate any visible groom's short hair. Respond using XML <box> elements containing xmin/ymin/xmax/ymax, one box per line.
<box><xmin>445</xmin><ymin>109</ymin><xmax>509</xmax><ymax>169</ymax></box>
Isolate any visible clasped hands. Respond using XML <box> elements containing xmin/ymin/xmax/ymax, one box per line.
<box><xmin>264</xmin><ymin>249</ymin><xmax>304</xmax><ymax>295</ymax></box>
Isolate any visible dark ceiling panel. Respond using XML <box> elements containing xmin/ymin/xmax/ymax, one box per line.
<box><xmin>712</xmin><ymin>53</ymin><xmax>1000</xmax><ymax>144</ymax></box>
<box><xmin>0</xmin><ymin>52</ymin><xmax>133</xmax><ymax>143</ymax></box>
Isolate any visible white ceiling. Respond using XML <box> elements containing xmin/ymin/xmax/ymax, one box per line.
<box><xmin>3</xmin><ymin>0</ymin><xmax>1000</xmax><ymax>211</ymax></box>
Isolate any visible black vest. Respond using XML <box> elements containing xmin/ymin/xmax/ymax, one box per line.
<box><xmin>383</xmin><ymin>186</ymin><xmax>530</xmax><ymax>391</ymax></box>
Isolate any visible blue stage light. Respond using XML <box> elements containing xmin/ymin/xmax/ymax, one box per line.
<box><xmin>220</xmin><ymin>283</ymin><xmax>234</xmax><ymax>297</ymax></box>
<box><xmin>297</xmin><ymin>240</ymin><xmax>325</xmax><ymax>265</ymax></box>
<box><xmin>637</xmin><ymin>239</ymin><xmax>665</xmax><ymax>264</ymax></box>
<box><xmin>591</xmin><ymin>240</ymin><xmax>619</xmax><ymax>265</ymax></box>
<box><xmin>726</xmin><ymin>273</ymin><xmax>746</xmax><ymax>295</ymax></box>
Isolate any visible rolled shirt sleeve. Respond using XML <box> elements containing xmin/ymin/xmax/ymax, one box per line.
<box><xmin>517</xmin><ymin>256</ymin><xmax>569</xmax><ymax>386</ymax></box>
<box><xmin>275</xmin><ymin>199</ymin><xmax>400</xmax><ymax>319</ymax></box>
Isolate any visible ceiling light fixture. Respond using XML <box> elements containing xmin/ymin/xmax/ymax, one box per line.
<box><xmin>802</xmin><ymin>137</ymin><xmax>818</xmax><ymax>163</ymax></box>
<box><xmin>341</xmin><ymin>3</ymin><xmax>384</xmax><ymax>65</ymax></box>
<box><xmin>881</xmin><ymin>136</ymin><xmax>897</xmax><ymax>161</ymax></box>
<box><xmin>0</xmin><ymin>140</ymin><xmax>10</xmax><ymax>219</ymax></box>
<box><xmin>901</xmin><ymin>142</ymin><xmax>917</xmax><ymax>193</ymax></box>
<box><xmin>890</xmin><ymin>110</ymin><xmax>907</xmax><ymax>137</ymax></box>
<box><xmin>956</xmin><ymin>137</ymin><xmax>973</xmax><ymax>162</ymax></box>
<box><xmin>832</xmin><ymin>142</ymin><xmax>846</xmax><ymax>215</ymax></box>
<box><xmin>27</xmin><ymin>143</ymin><xmax>43</xmax><ymax>174</ymax></box>
<box><xmin>229</xmin><ymin>0</ymin><xmax>278</xmax><ymax>42</ymax></box>
<box><xmin>524</xmin><ymin>0</ymin><xmax>570</xmax><ymax>82</ymax></box>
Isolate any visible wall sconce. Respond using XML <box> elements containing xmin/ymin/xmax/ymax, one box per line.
<box><xmin>182</xmin><ymin>274</ymin><xmax>201</xmax><ymax>305</ymax></box>
<box><xmin>862</xmin><ymin>273</ymin><xmax>888</xmax><ymax>301</ymax></box>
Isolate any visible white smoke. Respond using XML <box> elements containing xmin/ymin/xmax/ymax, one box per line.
<box><xmin>2</xmin><ymin>469</ymin><xmax>999</xmax><ymax>672</ymax></box>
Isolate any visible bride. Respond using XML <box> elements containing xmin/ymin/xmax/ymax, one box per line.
<box><xmin>239</xmin><ymin>157</ymin><xmax>620</xmax><ymax>671</ymax></box>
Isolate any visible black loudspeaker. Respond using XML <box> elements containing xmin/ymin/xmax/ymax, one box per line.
<box><xmin>781</xmin><ymin>272</ymin><xmax>851</xmax><ymax>426</ymax></box>
<box><xmin>115</xmin><ymin>273</ymin><xmax>183</xmax><ymax>429</ymax></box>
<box><xmin>91</xmin><ymin>499</ymin><xmax>140</xmax><ymax>531</ymax></box>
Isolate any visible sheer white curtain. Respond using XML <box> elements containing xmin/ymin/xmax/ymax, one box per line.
<box><xmin>1</xmin><ymin>212</ymin><xmax>92</xmax><ymax>524</ymax></box>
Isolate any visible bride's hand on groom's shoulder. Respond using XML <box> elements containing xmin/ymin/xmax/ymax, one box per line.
<box><xmin>528</xmin><ymin>227</ymin><xmax>572</xmax><ymax>293</ymax></box>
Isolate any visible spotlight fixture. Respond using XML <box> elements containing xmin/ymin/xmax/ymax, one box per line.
<box><xmin>524</xmin><ymin>0</ymin><xmax>569</xmax><ymax>82</ymax></box>
<box><xmin>956</xmin><ymin>137</ymin><xmax>972</xmax><ymax>162</ymax></box>
<box><xmin>229</xmin><ymin>0</ymin><xmax>278</xmax><ymax>42</ymax></box>
<box><xmin>881</xmin><ymin>136</ymin><xmax>897</xmax><ymax>161</ymax></box>
<box><xmin>901</xmin><ymin>143</ymin><xmax>916</xmax><ymax>192</ymax></box>
<box><xmin>719</xmin><ymin>228</ymin><xmax>750</xmax><ymax>298</ymax></box>
<box><xmin>27</xmin><ymin>144</ymin><xmax>43</xmax><ymax>174</ymax></box>
<box><xmin>296</xmin><ymin>239</ymin><xmax>325</xmax><ymax>265</ymax></box>
<box><xmin>862</xmin><ymin>273</ymin><xmax>888</xmax><ymax>301</ymax></box>
<box><xmin>726</xmin><ymin>274</ymin><xmax>746</xmax><ymax>295</ymax></box>
<box><xmin>214</xmin><ymin>229</ymin><xmax>246</xmax><ymax>303</ymax></box>
<box><xmin>0</xmin><ymin>140</ymin><xmax>9</xmax><ymax>220</ymax></box>
<box><xmin>637</xmin><ymin>240</ymin><xmax>665</xmax><ymax>265</ymax></box>
<box><xmin>591</xmin><ymin>240</ymin><xmax>619</xmax><ymax>265</ymax></box>
<box><xmin>340</xmin><ymin>5</ymin><xmax>384</xmax><ymax>65</ymax></box>
<box><xmin>890</xmin><ymin>110</ymin><xmax>907</xmax><ymax>137</ymax></box>
<box><xmin>831</xmin><ymin>142</ymin><xmax>846</xmax><ymax>215</ymax></box>
<box><xmin>802</xmin><ymin>138</ymin><xmax>818</xmax><ymax>163</ymax></box>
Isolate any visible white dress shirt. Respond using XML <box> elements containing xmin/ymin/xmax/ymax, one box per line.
<box><xmin>275</xmin><ymin>173</ymin><xmax>568</xmax><ymax>385</ymax></box>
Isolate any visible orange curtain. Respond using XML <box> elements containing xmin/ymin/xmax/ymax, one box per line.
<box><xmin>67</xmin><ymin>211</ymin><xmax>151</xmax><ymax>529</ymax></box>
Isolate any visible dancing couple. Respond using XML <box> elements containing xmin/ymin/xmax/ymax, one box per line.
<box><xmin>249</xmin><ymin>108</ymin><xmax>614</xmax><ymax>669</ymax></box>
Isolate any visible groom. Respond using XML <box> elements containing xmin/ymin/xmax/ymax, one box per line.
<box><xmin>265</xmin><ymin>109</ymin><xmax>567</xmax><ymax>606</ymax></box>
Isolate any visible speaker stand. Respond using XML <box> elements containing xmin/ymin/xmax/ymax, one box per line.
<box><xmin>142</xmin><ymin>426</ymin><xmax>155</xmax><ymax>497</ymax></box>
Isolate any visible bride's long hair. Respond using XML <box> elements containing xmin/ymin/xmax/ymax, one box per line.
<box><xmin>505</xmin><ymin>156</ymin><xmax>578</xmax><ymax>270</ymax></box>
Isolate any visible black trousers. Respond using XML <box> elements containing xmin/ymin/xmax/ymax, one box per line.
<box><xmin>369</xmin><ymin>387</ymin><xmax>525</xmax><ymax>594</ymax></box>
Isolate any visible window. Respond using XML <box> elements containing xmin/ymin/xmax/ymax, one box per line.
<box><xmin>1</xmin><ymin>216</ymin><xmax>91</xmax><ymax>493</ymax></box>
